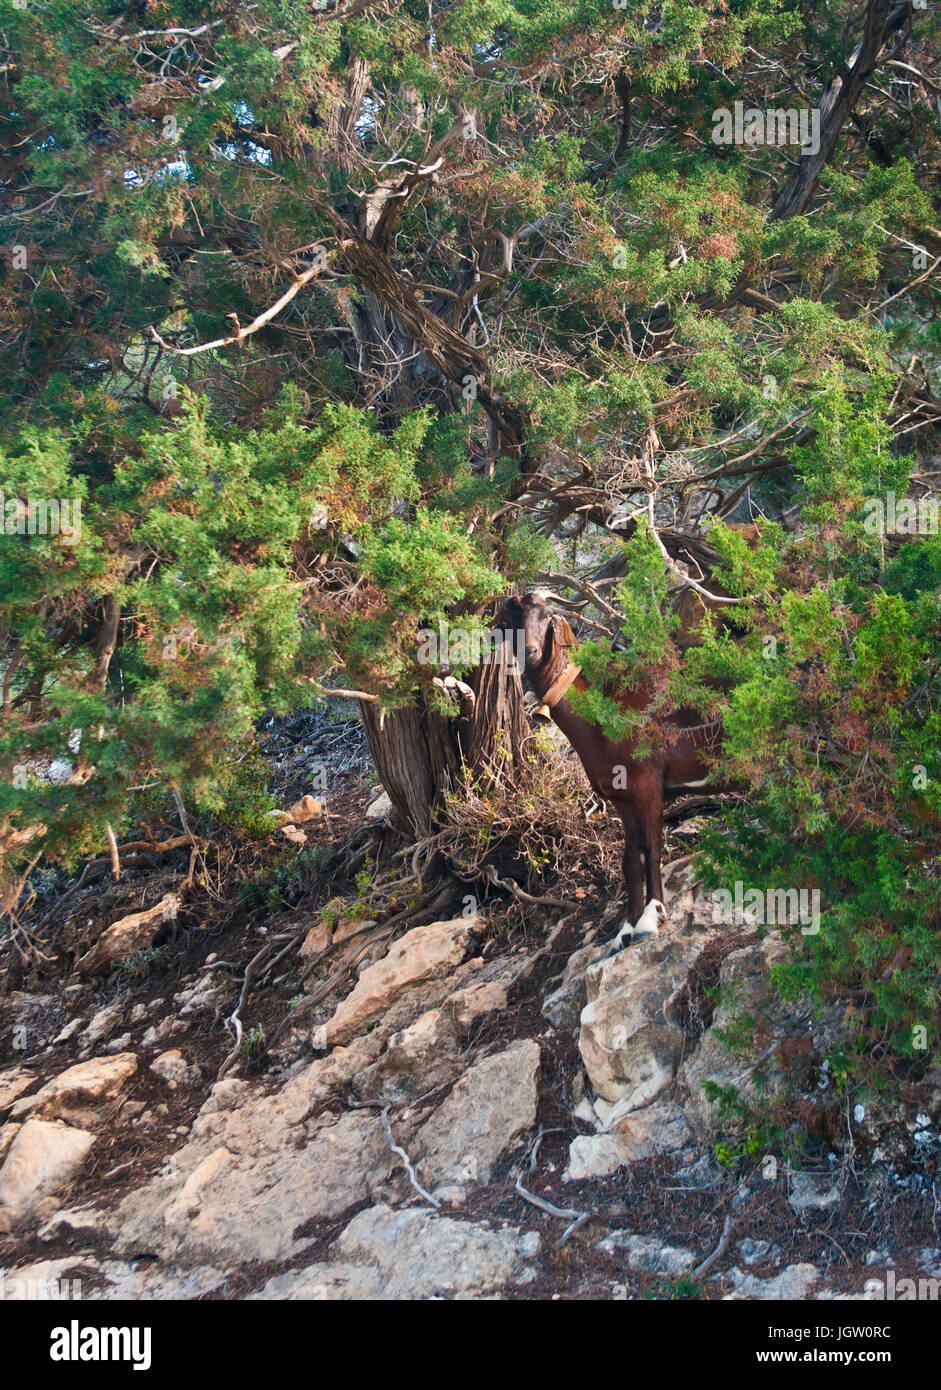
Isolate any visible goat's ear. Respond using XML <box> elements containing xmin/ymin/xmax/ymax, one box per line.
<box><xmin>552</xmin><ymin>615</ymin><xmax>577</xmax><ymax>649</ymax></box>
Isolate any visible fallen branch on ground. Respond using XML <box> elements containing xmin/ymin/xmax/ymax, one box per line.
<box><xmin>693</xmin><ymin>1214</ymin><xmax>735</xmax><ymax>1279</ymax></box>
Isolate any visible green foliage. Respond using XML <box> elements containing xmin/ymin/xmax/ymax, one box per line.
<box><xmin>1</xmin><ymin>0</ymin><xmax>939</xmax><ymax>1108</ymax></box>
<box><xmin>214</xmin><ymin>755</ymin><xmax>281</xmax><ymax>839</ymax></box>
<box><xmin>0</xmin><ymin>391</ymin><xmax>505</xmax><ymax>874</ymax></box>
<box><xmin>686</xmin><ymin>457</ymin><xmax>941</xmax><ymax>1066</ymax></box>
<box><xmin>569</xmin><ymin>521</ymin><xmax>679</xmax><ymax>745</ymax></box>
<box><xmin>117</xmin><ymin>945</ymin><xmax>163</xmax><ymax>979</ymax></box>
<box><xmin>240</xmin><ymin>1024</ymin><xmax>266</xmax><ymax>1058</ymax></box>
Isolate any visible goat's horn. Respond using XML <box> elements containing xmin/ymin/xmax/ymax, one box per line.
<box><xmin>530</xmin><ymin>588</ymin><xmax>584</xmax><ymax>607</ymax></box>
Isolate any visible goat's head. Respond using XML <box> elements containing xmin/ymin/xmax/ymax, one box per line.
<box><xmin>497</xmin><ymin>590</ymin><xmax>577</xmax><ymax>686</ymax></box>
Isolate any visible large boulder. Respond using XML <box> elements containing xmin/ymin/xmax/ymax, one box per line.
<box><xmin>312</xmin><ymin>918</ymin><xmax>475</xmax><ymax>1049</ymax></box>
<box><xmin>416</xmin><ymin>1039</ymin><xmax>540</xmax><ymax>1189</ymax></box>
<box><xmin>678</xmin><ymin>933</ymin><xmax>792</xmax><ymax>1140</ymax></box>
<box><xmin>250</xmin><ymin>1204</ymin><xmax>540</xmax><ymax>1300</ymax></box>
<box><xmin>9</xmin><ymin>1054</ymin><xmax>137</xmax><ymax>1124</ymax></box>
<box><xmin>104</xmin><ymin>982</ymin><xmax>538</xmax><ymax>1270</ymax></box>
<box><xmin>0</xmin><ymin>1119</ymin><xmax>95</xmax><ymax>1228</ymax></box>
<box><xmin>579</xmin><ymin>927</ymin><xmax>710</xmax><ymax>1106</ymax></box>
<box><xmin>365</xmin><ymin>1009</ymin><xmax>459</xmax><ymax>1101</ymax></box>
<box><xmin>111</xmin><ymin>1105</ymin><xmax>390</xmax><ymax>1267</ymax></box>
<box><xmin>103</xmin><ymin>1035</ymin><xmax>413</xmax><ymax>1267</ymax></box>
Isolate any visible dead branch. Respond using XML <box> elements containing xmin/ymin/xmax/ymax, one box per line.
<box><xmin>149</xmin><ymin>256</ymin><xmax>333</xmax><ymax>358</ymax></box>
<box><xmin>105</xmin><ymin>823</ymin><xmax>120</xmax><ymax>881</ymax></box>
<box><xmin>302</xmin><ymin>677</ymin><xmax>380</xmax><ymax>702</ymax></box>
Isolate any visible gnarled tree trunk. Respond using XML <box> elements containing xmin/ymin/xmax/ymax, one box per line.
<box><xmin>359</xmin><ymin>651</ymin><xmax>527</xmax><ymax>833</ymax></box>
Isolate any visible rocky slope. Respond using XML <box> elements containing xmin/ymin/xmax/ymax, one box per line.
<box><xmin>1</xmin><ymin>848</ymin><xmax>939</xmax><ymax>1301</ymax></box>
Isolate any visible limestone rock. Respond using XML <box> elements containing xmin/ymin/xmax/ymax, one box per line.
<box><xmin>109</xmin><ymin>1100</ymin><xmax>390</xmax><ymax>1267</ymax></box>
<box><xmin>149</xmin><ymin>1050</ymin><xmax>202</xmax><ymax>1090</ymax></box>
<box><xmin>579</xmin><ymin>927</ymin><xmax>709</xmax><ymax>1106</ymax></box>
<box><xmin>75</xmin><ymin>895</ymin><xmax>178</xmax><ymax>974</ymax></box>
<box><xmin>723</xmin><ymin>1262</ymin><xmax>820</xmax><ymax>1300</ymax></box>
<box><xmin>37</xmin><ymin>1204</ymin><xmax>107</xmax><ymax>1243</ymax></box>
<box><xmin>251</xmin><ymin>1204</ymin><xmax>539</xmax><ymax>1300</ymax></box>
<box><xmin>53</xmin><ymin>1018</ymin><xmax>85</xmax><ymax>1046</ymax></box>
<box><xmin>788</xmin><ymin>1171</ymin><xmax>842</xmax><ymax>1215</ymax></box>
<box><xmin>175</xmin><ymin>971</ymin><xmax>228</xmax><ymax>1017</ymax></box>
<box><xmin>250</xmin><ymin>1262</ymin><xmax>382</xmax><ymax>1301</ymax></box>
<box><xmin>333</xmin><ymin>915</ymin><xmax>376</xmax><ymax>945</ymax></box>
<box><xmin>299</xmin><ymin>920</ymin><xmax>331</xmax><ymax>959</ymax></box>
<box><xmin>369</xmin><ymin>1009</ymin><xmax>458</xmax><ymax>1099</ymax></box>
<box><xmin>287</xmin><ymin>794</ymin><xmax>322</xmax><ymax>823</ymax></box>
<box><xmin>678</xmin><ymin>933</ymin><xmax>792</xmax><ymax>1140</ymax></box>
<box><xmin>416</xmin><ymin>1039</ymin><xmax>540</xmax><ymax>1188</ymax></box>
<box><xmin>9</xmin><ymin>1054</ymin><xmax>137</xmax><ymax>1123</ymax></box>
<box><xmin>0</xmin><ymin>1255</ymin><xmax>226</xmax><ymax>1301</ymax></box>
<box><xmin>604</xmin><ymin>1099</ymin><xmax>691</xmax><ymax>1161</ymax></box>
<box><xmin>80</xmin><ymin>1003</ymin><xmax>124</xmax><ymax>1050</ymax></box>
<box><xmin>738</xmin><ymin>1237</ymin><xmax>775</xmax><ymax>1266</ymax></box>
<box><xmin>598</xmin><ymin>1229</ymin><xmax>697</xmax><ymax>1276</ymax></box>
<box><xmin>542</xmin><ymin>941</ymin><xmax>602</xmax><ymax>1031</ymax></box>
<box><xmin>447</xmin><ymin>978</ymin><xmax>508</xmax><ymax>1029</ymax></box>
<box><xmin>0</xmin><ymin>1119</ymin><xmax>95</xmax><ymax>1227</ymax></box>
<box><xmin>365</xmin><ymin>790</ymin><xmax>393</xmax><ymax>821</ymax></box>
<box><xmin>313</xmin><ymin>918</ymin><xmax>475</xmax><ymax>1049</ymax></box>
<box><xmin>0</xmin><ymin>1067</ymin><xmax>37</xmax><ymax>1112</ymax></box>
<box><xmin>0</xmin><ymin>1123</ymin><xmax>22</xmax><ymax>1164</ymax></box>
<box><xmin>564</xmin><ymin>1134</ymin><xmax>623</xmax><ymax>1181</ymax></box>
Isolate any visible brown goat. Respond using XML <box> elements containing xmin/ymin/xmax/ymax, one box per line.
<box><xmin>498</xmin><ymin>590</ymin><xmax>732</xmax><ymax>928</ymax></box>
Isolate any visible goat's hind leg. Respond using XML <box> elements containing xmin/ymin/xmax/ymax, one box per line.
<box><xmin>640</xmin><ymin>789</ymin><xmax>665</xmax><ymax>908</ymax></box>
<box><xmin>621</xmin><ymin>808</ymin><xmax>646</xmax><ymax>925</ymax></box>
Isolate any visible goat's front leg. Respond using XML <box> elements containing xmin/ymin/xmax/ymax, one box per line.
<box><xmin>618</xmin><ymin>805</ymin><xmax>646</xmax><ymax>926</ymax></box>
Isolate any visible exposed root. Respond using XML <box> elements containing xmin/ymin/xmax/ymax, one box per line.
<box><xmin>514</xmin><ymin>1130</ymin><xmax>593</xmax><ymax>1247</ymax></box>
<box><xmin>350</xmin><ymin>1098</ymin><xmax>441</xmax><ymax>1209</ymax></box>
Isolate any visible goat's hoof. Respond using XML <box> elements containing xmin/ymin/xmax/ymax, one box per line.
<box><xmin>630</xmin><ymin>926</ymin><xmax>659</xmax><ymax>944</ymax></box>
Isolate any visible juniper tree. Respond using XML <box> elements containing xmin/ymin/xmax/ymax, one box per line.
<box><xmin>1</xmin><ymin>0</ymin><xmax>939</xmax><ymax>1067</ymax></box>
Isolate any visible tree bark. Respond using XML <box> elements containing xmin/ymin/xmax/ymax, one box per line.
<box><xmin>359</xmin><ymin>654</ymin><xmax>527</xmax><ymax>833</ymax></box>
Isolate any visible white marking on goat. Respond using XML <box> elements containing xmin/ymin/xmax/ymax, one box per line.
<box><xmin>608</xmin><ymin>898</ymin><xmax>667</xmax><ymax>955</ymax></box>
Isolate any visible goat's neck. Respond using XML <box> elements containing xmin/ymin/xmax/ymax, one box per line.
<box><xmin>531</xmin><ymin>643</ymin><xmax>649</xmax><ymax>751</ymax></box>
<box><xmin>529</xmin><ymin>646</ymin><xmax>591</xmax><ymax>738</ymax></box>
<box><xmin>530</xmin><ymin>643</ymin><xmax>574</xmax><ymax>702</ymax></box>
